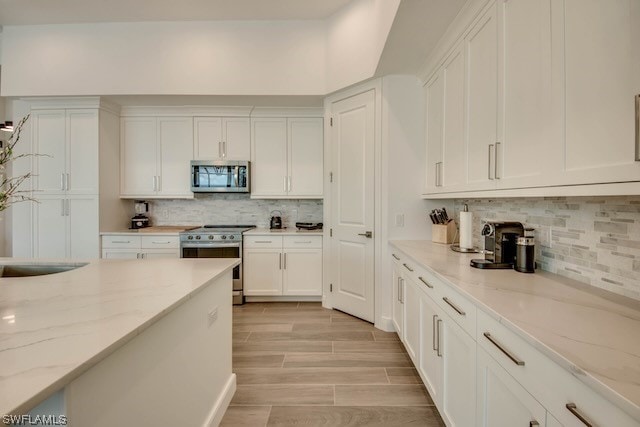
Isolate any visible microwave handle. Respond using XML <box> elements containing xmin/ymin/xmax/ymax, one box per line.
<box><xmin>235</xmin><ymin>166</ymin><xmax>239</xmax><ymax>187</ymax></box>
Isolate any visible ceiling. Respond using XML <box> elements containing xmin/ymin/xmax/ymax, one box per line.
<box><xmin>0</xmin><ymin>0</ymin><xmax>353</xmax><ymax>25</ymax></box>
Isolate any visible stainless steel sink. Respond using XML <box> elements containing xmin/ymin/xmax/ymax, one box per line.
<box><xmin>0</xmin><ymin>263</ymin><xmax>88</xmax><ymax>277</ymax></box>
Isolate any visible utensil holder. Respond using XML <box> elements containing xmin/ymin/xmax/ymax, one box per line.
<box><xmin>432</xmin><ymin>221</ymin><xmax>457</xmax><ymax>244</ymax></box>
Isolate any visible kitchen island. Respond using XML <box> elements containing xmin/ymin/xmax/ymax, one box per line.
<box><xmin>0</xmin><ymin>257</ymin><xmax>239</xmax><ymax>426</ymax></box>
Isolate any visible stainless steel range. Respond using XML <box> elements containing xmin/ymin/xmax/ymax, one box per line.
<box><xmin>180</xmin><ymin>225</ymin><xmax>255</xmax><ymax>305</ymax></box>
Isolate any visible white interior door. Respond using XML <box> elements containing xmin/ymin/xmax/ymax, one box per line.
<box><xmin>330</xmin><ymin>90</ymin><xmax>375</xmax><ymax>323</ymax></box>
<box><xmin>67</xmin><ymin>109</ymin><xmax>99</xmax><ymax>195</ymax></box>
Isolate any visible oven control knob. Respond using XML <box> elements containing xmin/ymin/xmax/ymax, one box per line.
<box><xmin>188</xmin><ymin>235</ymin><xmax>193</xmax><ymax>240</ymax></box>
<box><xmin>229</xmin><ymin>235</ymin><xmax>235</xmax><ymax>240</ymax></box>
<box><xmin>208</xmin><ymin>235</ymin><xmax>214</xmax><ymax>240</ymax></box>
<box><xmin>195</xmin><ymin>235</ymin><xmax>201</xmax><ymax>240</ymax></box>
<box><xmin>221</xmin><ymin>235</ymin><xmax>227</xmax><ymax>240</ymax></box>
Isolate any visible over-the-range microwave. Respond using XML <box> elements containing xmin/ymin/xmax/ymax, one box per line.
<box><xmin>190</xmin><ymin>160</ymin><xmax>250</xmax><ymax>193</ymax></box>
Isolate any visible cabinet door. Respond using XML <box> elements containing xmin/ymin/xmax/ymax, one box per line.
<box><xmin>243</xmin><ymin>248</ymin><xmax>283</xmax><ymax>295</ymax></box>
<box><xmin>102</xmin><ymin>250</ymin><xmax>140</xmax><ymax>259</ymax></box>
<box><xmin>424</xmin><ymin>73</ymin><xmax>444</xmax><ymax>192</ymax></box>
<box><xmin>193</xmin><ymin>117</ymin><xmax>222</xmax><ymax>160</ymax></box>
<box><xmin>496</xmin><ymin>0</ymin><xmax>552</xmax><ymax>189</ymax></box>
<box><xmin>33</xmin><ymin>110</ymin><xmax>67</xmax><ymax>194</ymax></box>
<box><xmin>68</xmin><ymin>196</ymin><xmax>99</xmax><ymax>259</ymax></box>
<box><xmin>440</xmin><ymin>312</ymin><xmax>476</xmax><ymax>427</ymax></box>
<box><xmin>561</xmin><ymin>0</ymin><xmax>640</xmax><ymax>185</ymax></box>
<box><xmin>441</xmin><ymin>43</ymin><xmax>467</xmax><ymax>190</ymax></box>
<box><xmin>34</xmin><ymin>197</ymin><xmax>68</xmax><ymax>258</ymax></box>
<box><xmin>391</xmin><ymin>260</ymin><xmax>404</xmax><ymax>337</ymax></box>
<box><xmin>403</xmin><ymin>275</ymin><xmax>421</xmax><ymax>364</ymax></box>
<box><xmin>419</xmin><ymin>292</ymin><xmax>443</xmax><ymax>408</ymax></box>
<box><xmin>157</xmin><ymin>117</ymin><xmax>194</xmax><ymax>198</ymax></box>
<box><xmin>121</xmin><ymin>117</ymin><xmax>157</xmax><ymax>196</ymax></box>
<box><xmin>251</xmin><ymin>118</ymin><xmax>288</xmax><ymax>197</ymax></box>
<box><xmin>476</xmin><ymin>347</ymin><xmax>546</xmax><ymax>427</ymax></box>
<box><xmin>283</xmin><ymin>248</ymin><xmax>322</xmax><ymax>296</ymax></box>
<box><xmin>222</xmin><ymin>117</ymin><xmax>251</xmax><ymax>161</ymax></box>
<box><xmin>141</xmin><ymin>250</ymin><xmax>180</xmax><ymax>259</ymax></box>
<box><xmin>288</xmin><ymin>118</ymin><xmax>323</xmax><ymax>197</ymax></box>
<box><xmin>66</xmin><ymin>110</ymin><xmax>99</xmax><ymax>195</ymax></box>
<box><xmin>465</xmin><ymin>1</ymin><xmax>499</xmax><ymax>190</ymax></box>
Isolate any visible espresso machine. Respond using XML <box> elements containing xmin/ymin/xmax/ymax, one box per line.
<box><xmin>471</xmin><ymin>221</ymin><xmax>524</xmax><ymax>269</ymax></box>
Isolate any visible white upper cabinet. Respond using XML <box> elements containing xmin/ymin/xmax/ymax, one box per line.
<box><xmin>496</xmin><ymin>0</ymin><xmax>553</xmax><ymax>189</ymax></box>
<box><xmin>465</xmin><ymin>1</ymin><xmax>499</xmax><ymax>191</ymax></box>
<box><xmin>559</xmin><ymin>0</ymin><xmax>640</xmax><ymax>185</ymax></box>
<box><xmin>121</xmin><ymin>116</ymin><xmax>193</xmax><ymax>198</ymax></box>
<box><xmin>33</xmin><ymin>109</ymin><xmax>99</xmax><ymax>195</ymax></box>
<box><xmin>424</xmin><ymin>72</ymin><xmax>444</xmax><ymax>193</ymax></box>
<box><xmin>251</xmin><ymin>116</ymin><xmax>323</xmax><ymax>199</ymax></box>
<box><xmin>193</xmin><ymin>117</ymin><xmax>250</xmax><ymax>161</ymax></box>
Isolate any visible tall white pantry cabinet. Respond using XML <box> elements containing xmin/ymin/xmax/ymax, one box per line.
<box><xmin>11</xmin><ymin>98</ymin><xmax>127</xmax><ymax>259</ymax></box>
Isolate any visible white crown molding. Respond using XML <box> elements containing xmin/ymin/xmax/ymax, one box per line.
<box><xmin>250</xmin><ymin>107</ymin><xmax>324</xmax><ymax>118</ymax></box>
<box><xmin>22</xmin><ymin>96</ymin><xmax>121</xmax><ymax>115</ymax></box>
<box><xmin>120</xmin><ymin>105</ymin><xmax>254</xmax><ymax>117</ymax></box>
<box><xmin>418</xmin><ymin>0</ymin><xmax>492</xmax><ymax>84</ymax></box>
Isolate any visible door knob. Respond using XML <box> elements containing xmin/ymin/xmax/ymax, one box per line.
<box><xmin>358</xmin><ymin>231</ymin><xmax>373</xmax><ymax>238</ymax></box>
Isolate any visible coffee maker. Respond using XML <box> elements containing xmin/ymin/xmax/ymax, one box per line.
<box><xmin>131</xmin><ymin>200</ymin><xmax>150</xmax><ymax>229</ymax></box>
<box><xmin>471</xmin><ymin>221</ymin><xmax>524</xmax><ymax>269</ymax></box>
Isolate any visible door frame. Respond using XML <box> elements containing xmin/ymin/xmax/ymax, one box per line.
<box><xmin>322</xmin><ymin>78</ymin><xmax>384</xmax><ymax>329</ymax></box>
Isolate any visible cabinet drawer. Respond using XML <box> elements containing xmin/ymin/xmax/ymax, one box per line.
<box><xmin>244</xmin><ymin>235</ymin><xmax>283</xmax><ymax>248</ymax></box>
<box><xmin>140</xmin><ymin>235</ymin><xmax>179</xmax><ymax>249</ymax></box>
<box><xmin>477</xmin><ymin>309</ymin><xmax>638</xmax><ymax>427</ymax></box>
<box><xmin>101</xmin><ymin>235</ymin><xmax>141</xmax><ymax>249</ymax></box>
<box><xmin>283</xmin><ymin>235</ymin><xmax>322</xmax><ymax>249</ymax></box>
<box><xmin>433</xmin><ymin>277</ymin><xmax>476</xmax><ymax>337</ymax></box>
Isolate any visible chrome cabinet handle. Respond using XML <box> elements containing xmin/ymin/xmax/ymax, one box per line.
<box><xmin>151</xmin><ymin>241</ymin><xmax>171</xmax><ymax>244</ymax></box>
<box><xmin>112</xmin><ymin>240</ymin><xmax>131</xmax><ymax>244</ymax></box>
<box><xmin>156</xmin><ymin>176</ymin><xmax>161</xmax><ymax>192</ymax></box>
<box><xmin>432</xmin><ymin>315</ymin><xmax>438</xmax><ymax>351</ymax></box>
<box><xmin>495</xmin><ymin>142</ymin><xmax>501</xmax><ymax>179</ymax></box>
<box><xmin>403</xmin><ymin>263</ymin><xmax>413</xmax><ymax>272</ymax></box>
<box><xmin>358</xmin><ymin>231</ymin><xmax>373</xmax><ymax>238</ymax></box>
<box><xmin>635</xmin><ymin>94</ymin><xmax>639</xmax><ymax>161</ymax></box>
<box><xmin>294</xmin><ymin>241</ymin><xmax>313</xmax><ymax>244</ymax></box>
<box><xmin>488</xmin><ymin>144</ymin><xmax>495</xmax><ymax>180</ymax></box>
<box><xmin>61</xmin><ymin>173</ymin><xmax>65</xmax><ymax>191</ymax></box>
<box><xmin>66</xmin><ymin>173</ymin><xmax>70</xmax><ymax>191</ymax></box>
<box><xmin>566</xmin><ymin>403</ymin><xmax>594</xmax><ymax>427</ymax></box>
<box><xmin>443</xmin><ymin>297</ymin><xmax>465</xmax><ymax>316</ymax></box>
<box><xmin>435</xmin><ymin>162</ymin><xmax>440</xmax><ymax>187</ymax></box>
<box><xmin>397</xmin><ymin>278</ymin><xmax>401</xmax><ymax>302</ymax></box>
<box><xmin>279</xmin><ymin>253</ymin><xmax>282</xmax><ymax>270</ymax></box>
<box><xmin>392</xmin><ymin>253</ymin><xmax>400</xmax><ymax>260</ymax></box>
<box><xmin>283</xmin><ymin>253</ymin><xmax>287</xmax><ymax>269</ymax></box>
<box><xmin>418</xmin><ymin>277</ymin><xmax>433</xmax><ymax>289</ymax></box>
<box><xmin>436</xmin><ymin>319</ymin><xmax>442</xmax><ymax>357</ymax></box>
<box><xmin>483</xmin><ymin>332</ymin><xmax>525</xmax><ymax>366</ymax></box>
<box><xmin>222</xmin><ymin>141</ymin><xmax>227</xmax><ymax>158</ymax></box>
<box><xmin>288</xmin><ymin>176</ymin><xmax>292</xmax><ymax>192</ymax></box>
<box><xmin>255</xmin><ymin>240</ymin><xmax>273</xmax><ymax>243</ymax></box>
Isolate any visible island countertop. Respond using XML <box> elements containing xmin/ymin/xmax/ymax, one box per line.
<box><xmin>0</xmin><ymin>257</ymin><xmax>240</xmax><ymax>416</ymax></box>
<box><xmin>389</xmin><ymin>240</ymin><xmax>640</xmax><ymax>420</ymax></box>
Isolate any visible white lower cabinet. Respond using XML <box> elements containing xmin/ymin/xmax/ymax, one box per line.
<box><xmin>476</xmin><ymin>347</ymin><xmax>546</xmax><ymax>427</ymax></box>
<box><xmin>35</xmin><ymin>196</ymin><xmax>99</xmax><ymax>259</ymax></box>
<box><xmin>402</xmin><ymin>275</ymin><xmax>421</xmax><ymax>364</ymax></box>
<box><xmin>244</xmin><ymin>235</ymin><xmax>322</xmax><ymax>296</ymax></box>
<box><xmin>391</xmin><ymin>254</ymin><xmax>404</xmax><ymax>338</ymax></box>
<box><xmin>101</xmin><ymin>234</ymin><xmax>180</xmax><ymax>259</ymax></box>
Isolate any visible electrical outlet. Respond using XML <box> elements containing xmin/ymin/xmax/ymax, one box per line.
<box><xmin>208</xmin><ymin>306</ymin><xmax>218</xmax><ymax>326</ymax></box>
<box><xmin>395</xmin><ymin>213</ymin><xmax>405</xmax><ymax>227</ymax></box>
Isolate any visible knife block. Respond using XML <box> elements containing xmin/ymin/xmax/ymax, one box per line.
<box><xmin>432</xmin><ymin>221</ymin><xmax>457</xmax><ymax>244</ymax></box>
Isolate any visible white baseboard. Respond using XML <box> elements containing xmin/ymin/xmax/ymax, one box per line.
<box><xmin>376</xmin><ymin>316</ymin><xmax>396</xmax><ymax>333</ymax></box>
<box><xmin>244</xmin><ymin>296</ymin><xmax>322</xmax><ymax>303</ymax></box>
<box><xmin>205</xmin><ymin>373</ymin><xmax>236</xmax><ymax>427</ymax></box>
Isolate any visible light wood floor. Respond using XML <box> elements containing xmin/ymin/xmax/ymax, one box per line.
<box><xmin>220</xmin><ymin>302</ymin><xmax>445</xmax><ymax>427</ymax></box>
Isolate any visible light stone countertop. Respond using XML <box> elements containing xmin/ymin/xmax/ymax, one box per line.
<box><xmin>244</xmin><ymin>228</ymin><xmax>323</xmax><ymax>236</ymax></box>
<box><xmin>0</xmin><ymin>257</ymin><xmax>240</xmax><ymax>415</ymax></box>
<box><xmin>389</xmin><ymin>240</ymin><xmax>640</xmax><ymax>420</ymax></box>
<box><xmin>100</xmin><ymin>226</ymin><xmax>199</xmax><ymax>236</ymax></box>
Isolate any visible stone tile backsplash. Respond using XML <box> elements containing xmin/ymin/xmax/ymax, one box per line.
<box><xmin>146</xmin><ymin>194</ymin><xmax>323</xmax><ymax>229</ymax></box>
<box><xmin>454</xmin><ymin>196</ymin><xmax>640</xmax><ymax>301</ymax></box>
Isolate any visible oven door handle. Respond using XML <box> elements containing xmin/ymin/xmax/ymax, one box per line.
<box><xmin>180</xmin><ymin>243</ymin><xmax>242</xmax><ymax>249</ymax></box>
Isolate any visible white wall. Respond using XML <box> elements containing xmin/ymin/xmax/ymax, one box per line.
<box><xmin>1</xmin><ymin>21</ymin><xmax>327</xmax><ymax>96</ymax></box>
<box><xmin>1</xmin><ymin>0</ymin><xmax>401</xmax><ymax>97</ymax></box>
<box><xmin>326</xmin><ymin>0</ymin><xmax>400</xmax><ymax>93</ymax></box>
<box><xmin>0</xmin><ymin>96</ymin><xmax>5</xmax><ymax>257</ymax></box>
